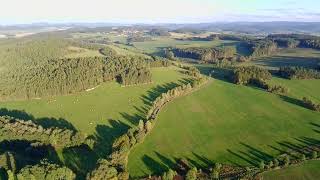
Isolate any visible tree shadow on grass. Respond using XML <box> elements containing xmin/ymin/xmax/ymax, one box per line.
<box><xmin>120</xmin><ymin>111</ymin><xmax>144</xmax><ymax>126</ymax></box>
<box><xmin>252</xmin><ymin>55</ymin><xmax>320</xmax><ymax>69</ymax></box>
<box><xmin>154</xmin><ymin>151</ymin><xmax>176</xmax><ymax>170</ymax></box>
<box><xmin>142</xmin><ymin>155</ymin><xmax>167</xmax><ymax>176</ymax></box>
<box><xmin>0</xmin><ymin>108</ymin><xmax>76</xmax><ymax>131</ymax></box>
<box><xmin>62</xmin><ymin>144</ymin><xmax>98</xmax><ymax>180</ymax></box>
<box><xmin>227</xmin><ymin>135</ymin><xmax>320</xmax><ymax>168</ymax></box>
<box><xmin>192</xmin><ymin>152</ymin><xmax>214</xmax><ymax>166</ymax></box>
<box><xmin>310</xmin><ymin>122</ymin><xmax>320</xmax><ymax>134</ymax></box>
<box><xmin>93</xmin><ymin>120</ymin><xmax>130</xmax><ymax>157</ymax></box>
<box><xmin>279</xmin><ymin>95</ymin><xmax>306</xmax><ymax>109</ymax></box>
<box><xmin>140</xmin><ymin>82</ymin><xmax>180</xmax><ymax>106</ymax></box>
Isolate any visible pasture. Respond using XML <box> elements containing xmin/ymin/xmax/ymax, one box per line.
<box><xmin>132</xmin><ymin>37</ymin><xmax>237</xmax><ymax>55</ymax></box>
<box><xmin>243</xmin><ymin>48</ymin><xmax>320</xmax><ymax>70</ymax></box>
<box><xmin>0</xmin><ymin>67</ymin><xmax>187</xmax><ymax>135</ymax></box>
<box><xmin>262</xmin><ymin>160</ymin><xmax>320</xmax><ymax>180</ymax></box>
<box><xmin>128</xmin><ymin>78</ymin><xmax>320</xmax><ymax>177</ymax></box>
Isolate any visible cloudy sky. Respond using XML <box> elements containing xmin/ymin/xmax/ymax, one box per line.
<box><xmin>0</xmin><ymin>0</ymin><xmax>319</xmax><ymax>24</ymax></box>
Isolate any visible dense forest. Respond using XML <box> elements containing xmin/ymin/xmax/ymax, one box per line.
<box><xmin>171</xmin><ymin>46</ymin><xmax>236</xmax><ymax>62</ymax></box>
<box><xmin>243</xmin><ymin>39</ymin><xmax>278</xmax><ymax>58</ymax></box>
<box><xmin>0</xmin><ymin>55</ymin><xmax>153</xmax><ymax>100</ymax></box>
<box><xmin>0</xmin><ymin>37</ymin><xmax>170</xmax><ymax>101</ymax></box>
<box><xmin>0</xmin><ymin>114</ymin><xmax>94</xmax><ymax>179</ymax></box>
<box><xmin>0</xmin><ymin>116</ymin><xmax>93</xmax><ymax>149</ymax></box>
<box><xmin>268</xmin><ymin>34</ymin><xmax>320</xmax><ymax>49</ymax></box>
<box><xmin>231</xmin><ymin>66</ymin><xmax>272</xmax><ymax>85</ymax></box>
<box><xmin>278</xmin><ymin>66</ymin><xmax>320</xmax><ymax>79</ymax></box>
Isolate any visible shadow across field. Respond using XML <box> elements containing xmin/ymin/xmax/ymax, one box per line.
<box><xmin>252</xmin><ymin>55</ymin><xmax>320</xmax><ymax>69</ymax></box>
<box><xmin>227</xmin><ymin>135</ymin><xmax>320</xmax><ymax>167</ymax></box>
<box><xmin>62</xmin><ymin>144</ymin><xmax>98</xmax><ymax>179</ymax></box>
<box><xmin>0</xmin><ymin>108</ymin><xmax>76</xmax><ymax>131</ymax></box>
<box><xmin>93</xmin><ymin>120</ymin><xmax>130</xmax><ymax>157</ymax></box>
<box><xmin>139</xmin><ymin>133</ymin><xmax>320</xmax><ymax>177</ymax></box>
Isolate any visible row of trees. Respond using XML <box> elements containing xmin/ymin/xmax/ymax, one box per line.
<box><xmin>278</xmin><ymin>66</ymin><xmax>320</xmax><ymax>79</ymax></box>
<box><xmin>302</xmin><ymin>97</ymin><xmax>320</xmax><ymax>112</ymax></box>
<box><xmin>273</xmin><ymin>38</ymin><xmax>300</xmax><ymax>48</ymax></box>
<box><xmin>247</xmin><ymin>40</ymin><xmax>278</xmax><ymax>58</ymax></box>
<box><xmin>119</xmin><ymin>67</ymin><xmax>152</xmax><ymax>86</ymax></box>
<box><xmin>232</xmin><ymin>66</ymin><xmax>272</xmax><ymax>85</ymax></box>
<box><xmin>0</xmin><ymin>157</ymin><xmax>76</xmax><ymax>180</ymax></box>
<box><xmin>172</xmin><ymin>46</ymin><xmax>236</xmax><ymax>63</ymax></box>
<box><xmin>0</xmin><ymin>116</ymin><xmax>93</xmax><ymax>149</ymax></box>
<box><xmin>268</xmin><ymin>34</ymin><xmax>320</xmax><ymax>49</ymax></box>
<box><xmin>0</xmin><ymin>36</ymin><xmax>168</xmax><ymax>101</ymax></box>
<box><xmin>249</xmin><ymin>78</ymin><xmax>289</xmax><ymax>94</ymax></box>
<box><xmin>150</xmin><ymin>147</ymin><xmax>320</xmax><ymax>180</ymax></box>
<box><xmin>88</xmin><ymin>67</ymin><xmax>208</xmax><ymax>180</ymax></box>
<box><xmin>0</xmin><ymin>54</ymin><xmax>155</xmax><ymax>101</ymax></box>
<box><xmin>127</xmin><ymin>35</ymin><xmax>152</xmax><ymax>42</ymax></box>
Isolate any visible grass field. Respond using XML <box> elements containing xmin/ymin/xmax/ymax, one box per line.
<box><xmin>0</xmin><ymin>66</ymin><xmax>189</xmax><ymax>177</ymax></box>
<box><xmin>132</xmin><ymin>37</ymin><xmax>237</xmax><ymax>55</ymax></box>
<box><xmin>64</xmin><ymin>46</ymin><xmax>103</xmax><ymax>58</ymax></box>
<box><xmin>262</xmin><ymin>160</ymin><xmax>320</xmax><ymax>180</ymax></box>
<box><xmin>269</xmin><ymin>78</ymin><xmax>320</xmax><ymax>103</ymax></box>
<box><xmin>128</xmin><ymin>78</ymin><xmax>320</xmax><ymax>177</ymax></box>
<box><xmin>0</xmin><ymin>67</ymin><xmax>187</xmax><ymax>135</ymax></box>
<box><xmin>243</xmin><ymin>48</ymin><xmax>320</xmax><ymax>69</ymax></box>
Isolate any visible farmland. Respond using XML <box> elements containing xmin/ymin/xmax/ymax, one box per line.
<box><xmin>127</xmin><ymin>78</ymin><xmax>320</xmax><ymax>177</ymax></box>
<box><xmin>262</xmin><ymin>160</ymin><xmax>320</xmax><ymax>180</ymax></box>
<box><xmin>0</xmin><ymin>24</ymin><xmax>320</xmax><ymax>180</ymax></box>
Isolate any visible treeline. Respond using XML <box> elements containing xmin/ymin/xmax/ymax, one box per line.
<box><xmin>88</xmin><ymin>67</ymin><xmax>208</xmax><ymax>180</ymax></box>
<box><xmin>0</xmin><ymin>54</ymin><xmax>156</xmax><ymax>101</ymax></box>
<box><xmin>0</xmin><ymin>36</ymin><xmax>168</xmax><ymax>101</ymax></box>
<box><xmin>148</xmin><ymin>29</ymin><xmax>170</xmax><ymax>36</ymax></box>
<box><xmin>127</xmin><ymin>35</ymin><xmax>152</xmax><ymax>42</ymax></box>
<box><xmin>302</xmin><ymin>97</ymin><xmax>320</xmax><ymax>112</ymax></box>
<box><xmin>172</xmin><ymin>46</ymin><xmax>236</xmax><ymax>63</ymax></box>
<box><xmin>150</xmin><ymin>144</ymin><xmax>320</xmax><ymax>180</ymax></box>
<box><xmin>278</xmin><ymin>66</ymin><xmax>320</xmax><ymax>79</ymax></box>
<box><xmin>207</xmin><ymin>34</ymin><xmax>253</xmax><ymax>41</ymax></box>
<box><xmin>246</xmin><ymin>39</ymin><xmax>278</xmax><ymax>58</ymax></box>
<box><xmin>149</xmin><ymin>56</ymin><xmax>171</xmax><ymax>67</ymax></box>
<box><xmin>250</xmin><ymin>78</ymin><xmax>289</xmax><ymax>94</ymax></box>
<box><xmin>0</xmin><ymin>116</ymin><xmax>93</xmax><ymax>149</ymax></box>
<box><xmin>119</xmin><ymin>68</ymin><xmax>152</xmax><ymax>86</ymax></box>
<box><xmin>0</xmin><ymin>156</ymin><xmax>76</xmax><ymax>180</ymax></box>
<box><xmin>232</xmin><ymin>66</ymin><xmax>272</xmax><ymax>85</ymax></box>
<box><xmin>231</xmin><ymin>66</ymin><xmax>289</xmax><ymax>94</ymax></box>
<box><xmin>268</xmin><ymin>34</ymin><xmax>320</xmax><ymax>49</ymax></box>
<box><xmin>273</xmin><ymin>38</ymin><xmax>300</xmax><ymax>48</ymax></box>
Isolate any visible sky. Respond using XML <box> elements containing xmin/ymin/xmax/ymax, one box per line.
<box><xmin>0</xmin><ymin>0</ymin><xmax>319</xmax><ymax>25</ymax></box>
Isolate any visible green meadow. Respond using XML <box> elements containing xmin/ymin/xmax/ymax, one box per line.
<box><xmin>132</xmin><ymin>37</ymin><xmax>237</xmax><ymax>54</ymax></box>
<box><xmin>128</xmin><ymin>78</ymin><xmax>320</xmax><ymax>177</ymax></box>
<box><xmin>262</xmin><ymin>160</ymin><xmax>320</xmax><ymax>180</ymax></box>
<box><xmin>243</xmin><ymin>48</ymin><xmax>320</xmax><ymax>69</ymax></box>
<box><xmin>0</xmin><ymin>67</ymin><xmax>187</xmax><ymax>135</ymax></box>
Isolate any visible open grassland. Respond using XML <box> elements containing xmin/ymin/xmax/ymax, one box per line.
<box><xmin>243</xmin><ymin>48</ymin><xmax>320</xmax><ymax>69</ymax></box>
<box><xmin>0</xmin><ymin>67</ymin><xmax>187</xmax><ymax>135</ymax></box>
<box><xmin>106</xmin><ymin>44</ymin><xmax>150</xmax><ymax>58</ymax></box>
<box><xmin>132</xmin><ymin>37</ymin><xmax>237</xmax><ymax>54</ymax></box>
<box><xmin>269</xmin><ymin>77</ymin><xmax>320</xmax><ymax>103</ymax></box>
<box><xmin>262</xmin><ymin>160</ymin><xmax>320</xmax><ymax>180</ymax></box>
<box><xmin>0</xmin><ymin>67</ymin><xmax>189</xmax><ymax>176</ymax></box>
<box><xmin>128</xmin><ymin>78</ymin><xmax>320</xmax><ymax>177</ymax></box>
<box><xmin>64</xmin><ymin>46</ymin><xmax>103</xmax><ymax>58</ymax></box>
